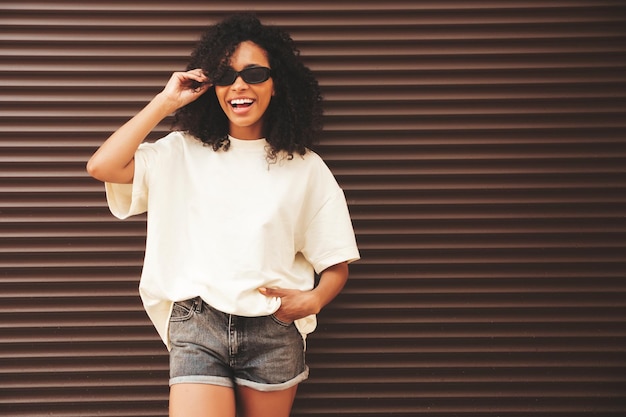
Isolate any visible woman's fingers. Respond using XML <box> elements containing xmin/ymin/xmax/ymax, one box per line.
<box><xmin>181</xmin><ymin>68</ymin><xmax>211</xmax><ymax>88</ymax></box>
<box><xmin>161</xmin><ymin>69</ymin><xmax>211</xmax><ymax>107</ymax></box>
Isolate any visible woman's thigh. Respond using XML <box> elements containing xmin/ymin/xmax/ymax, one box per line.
<box><xmin>236</xmin><ymin>385</ymin><xmax>298</xmax><ymax>417</ymax></box>
<box><xmin>169</xmin><ymin>383</ymin><xmax>236</xmax><ymax>417</ymax></box>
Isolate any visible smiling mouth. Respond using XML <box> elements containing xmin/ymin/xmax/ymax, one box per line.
<box><xmin>230</xmin><ymin>98</ymin><xmax>255</xmax><ymax>108</ymax></box>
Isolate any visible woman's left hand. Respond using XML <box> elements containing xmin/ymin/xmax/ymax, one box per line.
<box><xmin>258</xmin><ymin>287</ymin><xmax>321</xmax><ymax>324</ymax></box>
<box><xmin>259</xmin><ymin>262</ymin><xmax>349</xmax><ymax>325</ymax></box>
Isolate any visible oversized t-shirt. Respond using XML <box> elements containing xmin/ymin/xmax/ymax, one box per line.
<box><xmin>105</xmin><ymin>132</ymin><xmax>360</xmax><ymax>348</ymax></box>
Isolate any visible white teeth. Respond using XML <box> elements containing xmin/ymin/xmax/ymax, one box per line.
<box><xmin>230</xmin><ymin>98</ymin><xmax>254</xmax><ymax>105</ymax></box>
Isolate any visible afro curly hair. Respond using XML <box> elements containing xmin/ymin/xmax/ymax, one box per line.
<box><xmin>172</xmin><ymin>13</ymin><xmax>323</xmax><ymax>160</ymax></box>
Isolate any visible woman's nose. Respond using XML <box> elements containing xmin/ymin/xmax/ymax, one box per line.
<box><xmin>231</xmin><ymin>75</ymin><xmax>248</xmax><ymax>90</ymax></box>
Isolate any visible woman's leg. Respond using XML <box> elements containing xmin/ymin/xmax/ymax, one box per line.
<box><xmin>169</xmin><ymin>383</ymin><xmax>236</xmax><ymax>417</ymax></box>
<box><xmin>236</xmin><ymin>385</ymin><xmax>298</xmax><ymax>417</ymax></box>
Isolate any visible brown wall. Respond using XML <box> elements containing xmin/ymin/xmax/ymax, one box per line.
<box><xmin>1</xmin><ymin>1</ymin><xmax>625</xmax><ymax>416</ymax></box>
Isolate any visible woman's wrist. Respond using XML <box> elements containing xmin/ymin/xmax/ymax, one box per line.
<box><xmin>304</xmin><ymin>290</ymin><xmax>324</xmax><ymax>315</ymax></box>
<box><xmin>152</xmin><ymin>92</ymin><xmax>182</xmax><ymax>117</ymax></box>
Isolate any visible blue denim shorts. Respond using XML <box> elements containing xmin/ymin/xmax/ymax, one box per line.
<box><xmin>168</xmin><ymin>297</ymin><xmax>309</xmax><ymax>392</ymax></box>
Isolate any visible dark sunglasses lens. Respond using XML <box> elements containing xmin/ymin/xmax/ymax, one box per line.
<box><xmin>214</xmin><ymin>67</ymin><xmax>271</xmax><ymax>86</ymax></box>
<box><xmin>241</xmin><ymin>67</ymin><xmax>271</xmax><ymax>84</ymax></box>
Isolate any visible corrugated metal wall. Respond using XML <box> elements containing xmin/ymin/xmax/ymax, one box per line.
<box><xmin>1</xmin><ymin>1</ymin><xmax>625</xmax><ymax>416</ymax></box>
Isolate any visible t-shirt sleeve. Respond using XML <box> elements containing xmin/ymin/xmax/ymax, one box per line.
<box><xmin>104</xmin><ymin>142</ymin><xmax>154</xmax><ymax>219</ymax></box>
<box><xmin>301</xmin><ymin>188</ymin><xmax>360</xmax><ymax>274</ymax></box>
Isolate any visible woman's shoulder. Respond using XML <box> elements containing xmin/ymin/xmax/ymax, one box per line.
<box><xmin>280</xmin><ymin>148</ymin><xmax>339</xmax><ymax>186</ymax></box>
<box><xmin>159</xmin><ymin>130</ymin><xmax>200</xmax><ymax>145</ymax></box>
<box><xmin>135</xmin><ymin>132</ymin><xmax>205</xmax><ymax>166</ymax></box>
<box><xmin>302</xmin><ymin>148</ymin><xmax>332</xmax><ymax>172</ymax></box>
<box><xmin>142</xmin><ymin>131</ymin><xmax>202</xmax><ymax>150</ymax></box>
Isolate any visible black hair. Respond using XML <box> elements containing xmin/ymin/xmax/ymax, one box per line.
<box><xmin>173</xmin><ymin>13</ymin><xmax>323</xmax><ymax>160</ymax></box>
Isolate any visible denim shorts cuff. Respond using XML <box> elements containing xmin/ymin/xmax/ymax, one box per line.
<box><xmin>235</xmin><ymin>366</ymin><xmax>309</xmax><ymax>392</ymax></box>
<box><xmin>169</xmin><ymin>374</ymin><xmax>234</xmax><ymax>388</ymax></box>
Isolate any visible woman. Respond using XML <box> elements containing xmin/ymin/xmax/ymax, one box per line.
<box><xmin>87</xmin><ymin>14</ymin><xmax>359</xmax><ymax>417</ymax></box>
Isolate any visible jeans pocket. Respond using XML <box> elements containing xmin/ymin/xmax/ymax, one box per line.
<box><xmin>170</xmin><ymin>299</ymin><xmax>198</xmax><ymax>322</ymax></box>
<box><xmin>270</xmin><ymin>313</ymin><xmax>293</xmax><ymax>327</ymax></box>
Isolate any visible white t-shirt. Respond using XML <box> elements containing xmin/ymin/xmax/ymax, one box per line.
<box><xmin>105</xmin><ymin>132</ymin><xmax>360</xmax><ymax>348</ymax></box>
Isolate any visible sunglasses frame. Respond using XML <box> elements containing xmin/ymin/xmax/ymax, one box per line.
<box><xmin>214</xmin><ymin>66</ymin><xmax>272</xmax><ymax>86</ymax></box>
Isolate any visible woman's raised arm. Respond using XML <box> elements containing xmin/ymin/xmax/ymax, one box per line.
<box><xmin>86</xmin><ymin>69</ymin><xmax>210</xmax><ymax>184</ymax></box>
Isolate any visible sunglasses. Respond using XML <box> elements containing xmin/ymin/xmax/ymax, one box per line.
<box><xmin>213</xmin><ymin>66</ymin><xmax>272</xmax><ymax>86</ymax></box>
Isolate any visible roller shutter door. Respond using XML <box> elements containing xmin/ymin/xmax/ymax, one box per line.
<box><xmin>1</xmin><ymin>1</ymin><xmax>625</xmax><ymax>416</ymax></box>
